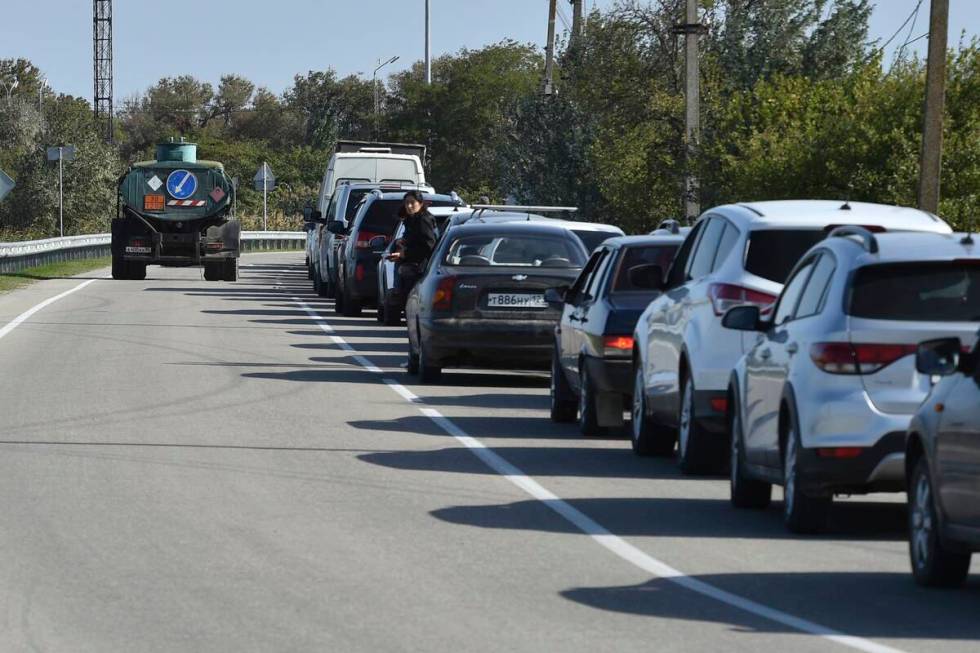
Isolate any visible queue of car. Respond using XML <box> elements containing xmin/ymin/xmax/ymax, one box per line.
<box><xmin>303</xmin><ymin>188</ymin><xmax>979</xmax><ymax>588</ymax></box>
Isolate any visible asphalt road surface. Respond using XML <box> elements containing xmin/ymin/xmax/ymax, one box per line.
<box><xmin>0</xmin><ymin>252</ymin><xmax>978</xmax><ymax>653</ymax></box>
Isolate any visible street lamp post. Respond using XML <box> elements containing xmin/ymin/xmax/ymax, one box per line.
<box><xmin>373</xmin><ymin>55</ymin><xmax>399</xmax><ymax>140</ymax></box>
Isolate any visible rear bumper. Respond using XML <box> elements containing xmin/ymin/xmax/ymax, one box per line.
<box><xmin>582</xmin><ymin>356</ymin><xmax>633</xmax><ymax>395</ymax></box>
<box><xmin>422</xmin><ymin>317</ymin><xmax>556</xmax><ymax>367</ymax></box>
<box><xmin>797</xmin><ymin>431</ymin><xmax>907</xmax><ymax>495</ymax></box>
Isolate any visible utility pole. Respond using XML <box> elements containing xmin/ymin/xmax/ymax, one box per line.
<box><xmin>571</xmin><ymin>0</ymin><xmax>583</xmax><ymax>44</ymax></box>
<box><xmin>543</xmin><ymin>0</ymin><xmax>557</xmax><ymax>95</ymax></box>
<box><xmin>424</xmin><ymin>0</ymin><xmax>432</xmax><ymax>84</ymax></box>
<box><xmin>93</xmin><ymin>0</ymin><xmax>113</xmax><ymax>143</ymax></box>
<box><xmin>673</xmin><ymin>0</ymin><xmax>703</xmax><ymax>221</ymax></box>
<box><xmin>918</xmin><ymin>0</ymin><xmax>949</xmax><ymax>215</ymax></box>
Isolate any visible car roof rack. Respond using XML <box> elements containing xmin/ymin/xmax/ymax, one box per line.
<box><xmin>828</xmin><ymin>225</ymin><xmax>879</xmax><ymax>254</ymax></box>
<box><xmin>655</xmin><ymin>219</ymin><xmax>682</xmax><ymax>235</ymax></box>
<box><xmin>469</xmin><ymin>204</ymin><xmax>578</xmax><ymax>222</ymax></box>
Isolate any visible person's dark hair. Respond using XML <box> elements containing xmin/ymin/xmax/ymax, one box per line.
<box><xmin>403</xmin><ymin>190</ymin><xmax>425</xmax><ymax>203</ymax></box>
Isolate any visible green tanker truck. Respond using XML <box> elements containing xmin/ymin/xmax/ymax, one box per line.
<box><xmin>113</xmin><ymin>139</ymin><xmax>240</xmax><ymax>281</ymax></box>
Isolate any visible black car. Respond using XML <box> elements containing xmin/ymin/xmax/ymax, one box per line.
<box><xmin>331</xmin><ymin>191</ymin><xmax>459</xmax><ymax>317</ymax></box>
<box><xmin>405</xmin><ymin>222</ymin><xmax>589</xmax><ymax>382</ymax></box>
<box><xmin>548</xmin><ymin>235</ymin><xmax>683</xmax><ymax>435</ymax></box>
<box><xmin>906</xmin><ymin>336</ymin><xmax>980</xmax><ymax>587</ymax></box>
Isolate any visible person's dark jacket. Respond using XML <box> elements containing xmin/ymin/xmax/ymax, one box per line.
<box><xmin>399</xmin><ymin>207</ymin><xmax>437</xmax><ymax>266</ymax></box>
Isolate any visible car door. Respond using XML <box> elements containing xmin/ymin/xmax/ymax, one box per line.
<box><xmin>561</xmin><ymin>248</ymin><xmax>610</xmax><ymax>390</ymax></box>
<box><xmin>743</xmin><ymin>255</ymin><xmax>817</xmax><ymax>465</ymax></box>
<box><xmin>935</xmin><ymin>371</ymin><xmax>980</xmax><ymax>528</ymax></box>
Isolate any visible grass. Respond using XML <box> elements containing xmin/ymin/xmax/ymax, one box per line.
<box><xmin>0</xmin><ymin>257</ymin><xmax>111</xmax><ymax>294</ymax></box>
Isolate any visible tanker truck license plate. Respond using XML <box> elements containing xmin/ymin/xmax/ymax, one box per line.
<box><xmin>125</xmin><ymin>246</ymin><xmax>152</xmax><ymax>254</ymax></box>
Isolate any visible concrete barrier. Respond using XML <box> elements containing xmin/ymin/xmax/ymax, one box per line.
<box><xmin>0</xmin><ymin>232</ymin><xmax>306</xmax><ymax>273</ymax></box>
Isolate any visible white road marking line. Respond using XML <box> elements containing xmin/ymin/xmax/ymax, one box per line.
<box><xmin>289</xmin><ymin>294</ymin><xmax>907</xmax><ymax>653</ymax></box>
<box><xmin>0</xmin><ymin>279</ymin><xmax>98</xmax><ymax>343</ymax></box>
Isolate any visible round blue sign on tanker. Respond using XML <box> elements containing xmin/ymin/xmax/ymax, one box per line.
<box><xmin>166</xmin><ymin>169</ymin><xmax>198</xmax><ymax>200</ymax></box>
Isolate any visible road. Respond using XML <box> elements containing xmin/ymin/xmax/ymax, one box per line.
<box><xmin>0</xmin><ymin>252</ymin><xmax>977</xmax><ymax>653</ymax></box>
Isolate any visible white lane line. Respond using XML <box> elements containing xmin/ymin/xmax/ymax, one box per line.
<box><xmin>290</xmin><ymin>296</ymin><xmax>906</xmax><ymax>653</ymax></box>
<box><xmin>0</xmin><ymin>279</ymin><xmax>98</xmax><ymax>343</ymax></box>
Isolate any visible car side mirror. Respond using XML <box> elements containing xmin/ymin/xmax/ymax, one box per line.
<box><xmin>628</xmin><ymin>264</ymin><xmax>665</xmax><ymax>290</ymax></box>
<box><xmin>722</xmin><ymin>305</ymin><xmax>763</xmax><ymax>332</ymax></box>
<box><xmin>916</xmin><ymin>338</ymin><xmax>963</xmax><ymax>376</ymax></box>
<box><xmin>303</xmin><ymin>207</ymin><xmax>313</xmax><ymax>221</ymax></box>
<box><xmin>369</xmin><ymin>235</ymin><xmax>387</xmax><ymax>251</ymax></box>
<box><xmin>311</xmin><ymin>210</ymin><xmax>326</xmax><ymax>224</ymax></box>
<box><xmin>544</xmin><ymin>286</ymin><xmax>568</xmax><ymax>306</ymax></box>
<box><xmin>326</xmin><ymin>221</ymin><xmax>346</xmax><ymax>235</ymax></box>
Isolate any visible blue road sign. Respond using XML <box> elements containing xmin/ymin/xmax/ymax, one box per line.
<box><xmin>166</xmin><ymin>170</ymin><xmax>198</xmax><ymax>200</ymax></box>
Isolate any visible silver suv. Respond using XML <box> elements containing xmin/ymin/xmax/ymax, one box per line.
<box><xmin>630</xmin><ymin>201</ymin><xmax>951</xmax><ymax>473</ymax></box>
<box><xmin>723</xmin><ymin>229</ymin><xmax>977</xmax><ymax>533</ymax></box>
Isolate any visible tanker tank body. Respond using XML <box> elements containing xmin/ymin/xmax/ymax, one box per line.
<box><xmin>112</xmin><ymin>139</ymin><xmax>240</xmax><ymax>281</ymax></box>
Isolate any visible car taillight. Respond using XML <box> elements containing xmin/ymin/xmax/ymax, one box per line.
<box><xmin>809</xmin><ymin>342</ymin><xmax>916</xmax><ymax>375</ymax></box>
<box><xmin>708</xmin><ymin>283</ymin><xmax>777</xmax><ymax>316</ymax></box>
<box><xmin>355</xmin><ymin>263</ymin><xmax>365</xmax><ymax>282</ymax></box>
<box><xmin>603</xmin><ymin>335</ymin><xmax>634</xmax><ymax>357</ymax></box>
<box><xmin>433</xmin><ymin>276</ymin><xmax>456</xmax><ymax>311</ymax></box>
<box><xmin>356</xmin><ymin>231</ymin><xmax>387</xmax><ymax>249</ymax></box>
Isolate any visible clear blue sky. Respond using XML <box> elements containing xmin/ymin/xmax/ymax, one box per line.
<box><xmin>1</xmin><ymin>1</ymin><xmax>977</xmax><ymax>102</ymax></box>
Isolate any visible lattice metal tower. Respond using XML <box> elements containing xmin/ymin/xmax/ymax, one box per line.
<box><xmin>93</xmin><ymin>0</ymin><xmax>113</xmax><ymax>142</ymax></box>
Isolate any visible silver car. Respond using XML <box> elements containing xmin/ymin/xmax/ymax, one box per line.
<box><xmin>906</xmin><ymin>333</ymin><xmax>980</xmax><ymax>587</ymax></box>
<box><xmin>723</xmin><ymin>230</ymin><xmax>980</xmax><ymax>533</ymax></box>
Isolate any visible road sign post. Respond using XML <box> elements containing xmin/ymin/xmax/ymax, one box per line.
<box><xmin>253</xmin><ymin>162</ymin><xmax>276</xmax><ymax>231</ymax></box>
<box><xmin>47</xmin><ymin>146</ymin><xmax>76</xmax><ymax>237</ymax></box>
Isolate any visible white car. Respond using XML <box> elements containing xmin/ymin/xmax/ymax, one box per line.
<box><xmin>723</xmin><ymin>229</ymin><xmax>979</xmax><ymax>533</ymax></box>
<box><xmin>630</xmin><ymin>200</ymin><xmax>952</xmax><ymax>474</ymax></box>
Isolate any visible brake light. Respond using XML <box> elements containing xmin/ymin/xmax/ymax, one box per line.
<box><xmin>355</xmin><ymin>263</ymin><xmax>365</xmax><ymax>282</ymax></box>
<box><xmin>708</xmin><ymin>283</ymin><xmax>777</xmax><ymax>316</ymax></box>
<box><xmin>144</xmin><ymin>194</ymin><xmax>165</xmax><ymax>211</ymax></box>
<box><xmin>130</xmin><ymin>238</ymin><xmax>148</xmax><ymax>248</ymax></box>
<box><xmin>817</xmin><ymin>447</ymin><xmax>864</xmax><ymax>459</ymax></box>
<box><xmin>603</xmin><ymin>335</ymin><xmax>634</xmax><ymax>357</ymax></box>
<box><xmin>809</xmin><ymin>342</ymin><xmax>916</xmax><ymax>375</ymax></box>
<box><xmin>356</xmin><ymin>230</ymin><xmax>387</xmax><ymax>249</ymax></box>
<box><xmin>433</xmin><ymin>276</ymin><xmax>456</xmax><ymax>310</ymax></box>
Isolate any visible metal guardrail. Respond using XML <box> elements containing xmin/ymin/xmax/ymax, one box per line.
<box><xmin>0</xmin><ymin>231</ymin><xmax>306</xmax><ymax>273</ymax></box>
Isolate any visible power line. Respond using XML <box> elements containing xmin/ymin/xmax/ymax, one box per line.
<box><xmin>876</xmin><ymin>0</ymin><xmax>924</xmax><ymax>52</ymax></box>
<box><xmin>893</xmin><ymin>0</ymin><xmax>924</xmax><ymax>62</ymax></box>
<box><xmin>555</xmin><ymin>3</ymin><xmax>572</xmax><ymax>31</ymax></box>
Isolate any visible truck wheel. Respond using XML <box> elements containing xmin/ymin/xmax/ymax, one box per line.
<box><xmin>130</xmin><ymin>262</ymin><xmax>146</xmax><ymax>281</ymax></box>
<box><xmin>112</xmin><ymin>255</ymin><xmax>128</xmax><ymax>280</ymax></box>
<box><xmin>223</xmin><ymin>259</ymin><xmax>238</xmax><ymax>282</ymax></box>
<box><xmin>203</xmin><ymin>261</ymin><xmax>223</xmax><ymax>281</ymax></box>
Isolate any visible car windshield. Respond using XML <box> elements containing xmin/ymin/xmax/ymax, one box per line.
<box><xmin>573</xmin><ymin>229</ymin><xmax>621</xmax><ymax>252</ymax></box>
<box><xmin>613</xmin><ymin>244</ymin><xmax>680</xmax><ymax>292</ymax></box>
<box><xmin>744</xmin><ymin>229</ymin><xmax>827</xmax><ymax>282</ymax></box>
<box><xmin>849</xmin><ymin>262</ymin><xmax>980</xmax><ymax>321</ymax></box>
<box><xmin>444</xmin><ymin>234</ymin><xmax>584</xmax><ymax>268</ymax></box>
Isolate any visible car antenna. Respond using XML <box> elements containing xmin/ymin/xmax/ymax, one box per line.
<box><xmin>840</xmin><ymin>201</ymin><xmax>852</xmax><ymax>211</ymax></box>
<box><xmin>962</xmin><ymin>232</ymin><xmax>975</xmax><ymax>245</ymax></box>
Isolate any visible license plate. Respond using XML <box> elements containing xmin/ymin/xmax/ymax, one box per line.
<box><xmin>487</xmin><ymin>293</ymin><xmax>546</xmax><ymax>308</ymax></box>
<box><xmin>125</xmin><ymin>246</ymin><xmax>151</xmax><ymax>254</ymax></box>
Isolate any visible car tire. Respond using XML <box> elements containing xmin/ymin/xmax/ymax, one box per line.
<box><xmin>782</xmin><ymin>421</ymin><xmax>831</xmax><ymax>534</ymax></box>
<box><xmin>909</xmin><ymin>456</ymin><xmax>971</xmax><ymax>587</ymax></box>
<box><xmin>334</xmin><ymin>281</ymin><xmax>345</xmax><ymax>314</ymax></box>
<box><xmin>307</xmin><ymin>262</ymin><xmax>313</xmax><ymax>280</ymax></box>
<box><xmin>407</xmin><ymin>328</ymin><xmax>420</xmax><ymax>375</ymax></box>
<box><xmin>729</xmin><ymin>387</ymin><xmax>771</xmax><ymax>509</ymax></box>
<box><xmin>418</xmin><ymin>338</ymin><xmax>442</xmax><ymax>384</ymax></box>
<box><xmin>550</xmin><ymin>350</ymin><xmax>577</xmax><ymax>423</ymax></box>
<box><xmin>375</xmin><ymin>304</ymin><xmax>385</xmax><ymax>323</ymax></box>
<box><xmin>677</xmin><ymin>374</ymin><xmax>719</xmax><ymax>475</ymax></box>
<box><xmin>578</xmin><ymin>365</ymin><xmax>606</xmax><ymax>437</ymax></box>
<box><xmin>382</xmin><ymin>298</ymin><xmax>401</xmax><ymax>326</ymax></box>
<box><xmin>630</xmin><ymin>366</ymin><xmax>675</xmax><ymax>456</ymax></box>
<box><xmin>341</xmin><ymin>287</ymin><xmax>362</xmax><ymax>317</ymax></box>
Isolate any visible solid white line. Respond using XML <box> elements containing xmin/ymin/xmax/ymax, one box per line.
<box><xmin>290</xmin><ymin>295</ymin><xmax>907</xmax><ymax>653</ymax></box>
<box><xmin>0</xmin><ymin>279</ymin><xmax>98</xmax><ymax>343</ymax></box>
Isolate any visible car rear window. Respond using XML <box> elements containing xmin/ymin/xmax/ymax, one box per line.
<box><xmin>444</xmin><ymin>235</ymin><xmax>585</xmax><ymax>268</ymax></box>
<box><xmin>613</xmin><ymin>244</ymin><xmax>680</xmax><ymax>292</ymax></box>
<box><xmin>849</xmin><ymin>262</ymin><xmax>980</xmax><ymax>321</ymax></box>
<box><xmin>573</xmin><ymin>229</ymin><xmax>621</xmax><ymax>252</ymax></box>
<box><xmin>357</xmin><ymin>199</ymin><xmax>456</xmax><ymax>235</ymax></box>
<box><xmin>744</xmin><ymin>229</ymin><xmax>827</xmax><ymax>282</ymax></box>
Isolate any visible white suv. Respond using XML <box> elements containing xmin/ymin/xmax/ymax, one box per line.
<box><xmin>723</xmin><ymin>229</ymin><xmax>977</xmax><ymax>533</ymax></box>
<box><xmin>630</xmin><ymin>201</ymin><xmax>952</xmax><ymax>473</ymax></box>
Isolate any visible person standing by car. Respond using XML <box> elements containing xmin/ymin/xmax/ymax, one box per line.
<box><xmin>388</xmin><ymin>190</ymin><xmax>436</xmax><ymax>294</ymax></box>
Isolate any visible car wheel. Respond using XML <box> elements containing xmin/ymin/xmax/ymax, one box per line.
<box><xmin>677</xmin><ymin>375</ymin><xmax>718</xmax><ymax>475</ymax></box>
<box><xmin>382</xmin><ymin>297</ymin><xmax>402</xmax><ymax>326</ymax></box>
<box><xmin>418</xmin><ymin>338</ymin><xmax>442</xmax><ymax>384</ymax></box>
<box><xmin>375</xmin><ymin>303</ymin><xmax>385</xmax><ymax>323</ymax></box>
<box><xmin>909</xmin><ymin>456</ymin><xmax>971</xmax><ymax>587</ymax></box>
<box><xmin>578</xmin><ymin>365</ymin><xmax>606</xmax><ymax>437</ymax></box>
<box><xmin>729</xmin><ymin>388</ymin><xmax>771</xmax><ymax>509</ymax></box>
<box><xmin>630</xmin><ymin>366</ymin><xmax>675</xmax><ymax>456</ymax></box>
<box><xmin>341</xmin><ymin>286</ymin><xmax>362</xmax><ymax>317</ymax></box>
<box><xmin>307</xmin><ymin>261</ymin><xmax>313</xmax><ymax>280</ymax></box>
<box><xmin>782</xmin><ymin>423</ymin><xmax>831</xmax><ymax>534</ymax></box>
<box><xmin>407</xmin><ymin>328</ymin><xmax>420</xmax><ymax>375</ymax></box>
<box><xmin>550</xmin><ymin>350</ymin><xmax>577</xmax><ymax>423</ymax></box>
